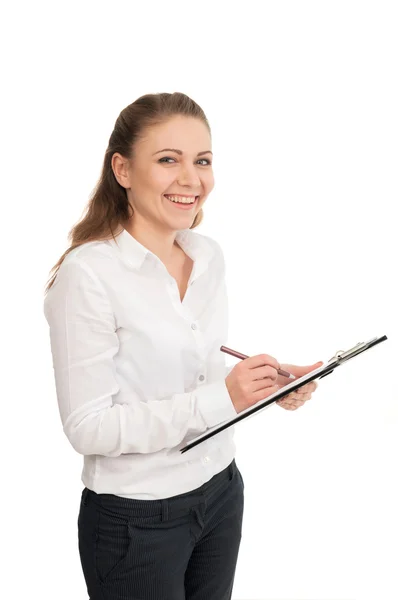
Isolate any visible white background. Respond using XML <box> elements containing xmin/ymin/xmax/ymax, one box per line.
<box><xmin>1</xmin><ymin>1</ymin><xmax>397</xmax><ymax>599</ymax></box>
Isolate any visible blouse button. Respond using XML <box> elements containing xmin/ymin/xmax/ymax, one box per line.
<box><xmin>199</xmin><ymin>375</ymin><xmax>205</xmax><ymax>381</ymax></box>
<box><xmin>191</xmin><ymin>323</ymin><xmax>197</xmax><ymax>330</ymax></box>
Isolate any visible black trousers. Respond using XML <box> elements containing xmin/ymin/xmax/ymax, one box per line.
<box><xmin>78</xmin><ymin>458</ymin><xmax>244</xmax><ymax>599</ymax></box>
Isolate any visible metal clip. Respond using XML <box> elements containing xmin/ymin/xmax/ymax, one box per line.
<box><xmin>328</xmin><ymin>341</ymin><xmax>368</xmax><ymax>364</ymax></box>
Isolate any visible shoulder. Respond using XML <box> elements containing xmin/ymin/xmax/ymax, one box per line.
<box><xmin>187</xmin><ymin>230</ymin><xmax>225</xmax><ymax>260</ymax></box>
<box><xmin>195</xmin><ymin>232</ymin><xmax>226</xmax><ymax>272</ymax></box>
<box><xmin>49</xmin><ymin>240</ymin><xmax>115</xmax><ymax>294</ymax></box>
<box><xmin>62</xmin><ymin>239</ymin><xmax>116</xmax><ymax>274</ymax></box>
<box><xmin>66</xmin><ymin>239</ymin><xmax>114</xmax><ymax>264</ymax></box>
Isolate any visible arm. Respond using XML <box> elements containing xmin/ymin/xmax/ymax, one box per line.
<box><xmin>43</xmin><ymin>259</ymin><xmax>237</xmax><ymax>457</ymax></box>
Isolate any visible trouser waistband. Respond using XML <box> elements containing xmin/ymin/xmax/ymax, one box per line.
<box><xmin>82</xmin><ymin>459</ymin><xmax>236</xmax><ymax>522</ymax></box>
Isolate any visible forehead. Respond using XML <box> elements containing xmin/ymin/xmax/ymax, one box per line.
<box><xmin>138</xmin><ymin>116</ymin><xmax>211</xmax><ymax>150</ymax></box>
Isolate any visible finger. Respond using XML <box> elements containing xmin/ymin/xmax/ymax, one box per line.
<box><xmin>276</xmin><ymin>396</ymin><xmax>293</xmax><ymax>405</ymax></box>
<box><xmin>280</xmin><ymin>398</ymin><xmax>306</xmax><ymax>408</ymax></box>
<box><xmin>296</xmin><ymin>389</ymin><xmax>315</xmax><ymax>399</ymax></box>
<box><xmin>297</xmin><ymin>393</ymin><xmax>312</xmax><ymax>401</ymax></box>
<box><xmin>289</xmin><ymin>400</ymin><xmax>305</xmax><ymax>409</ymax></box>
<box><xmin>254</xmin><ymin>365</ymin><xmax>279</xmax><ymax>381</ymax></box>
<box><xmin>279</xmin><ymin>399</ymin><xmax>300</xmax><ymax>408</ymax></box>
<box><xmin>282</xmin><ymin>392</ymin><xmax>306</xmax><ymax>403</ymax></box>
<box><xmin>294</xmin><ymin>399</ymin><xmax>306</xmax><ymax>406</ymax></box>
<box><xmin>294</xmin><ymin>392</ymin><xmax>312</xmax><ymax>401</ymax></box>
<box><xmin>251</xmin><ymin>377</ymin><xmax>279</xmax><ymax>393</ymax></box>
<box><xmin>284</xmin><ymin>396</ymin><xmax>299</xmax><ymax>406</ymax></box>
<box><xmin>247</xmin><ymin>354</ymin><xmax>280</xmax><ymax>371</ymax></box>
<box><xmin>297</xmin><ymin>382</ymin><xmax>317</xmax><ymax>394</ymax></box>
<box><xmin>276</xmin><ymin>402</ymin><xmax>294</xmax><ymax>409</ymax></box>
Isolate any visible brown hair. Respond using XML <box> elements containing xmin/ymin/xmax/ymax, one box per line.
<box><xmin>44</xmin><ymin>92</ymin><xmax>210</xmax><ymax>294</ymax></box>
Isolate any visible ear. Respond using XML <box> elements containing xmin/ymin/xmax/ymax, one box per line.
<box><xmin>111</xmin><ymin>153</ymin><xmax>131</xmax><ymax>189</ymax></box>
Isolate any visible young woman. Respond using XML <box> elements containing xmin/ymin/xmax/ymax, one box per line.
<box><xmin>43</xmin><ymin>92</ymin><xmax>319</xmax><ymax>599</ymax></box>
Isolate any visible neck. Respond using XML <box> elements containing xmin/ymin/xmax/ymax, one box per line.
<box><xmin>124</xmin><ymin>219</ymin><xmax>181</xmax><ymax>265</ymax></box>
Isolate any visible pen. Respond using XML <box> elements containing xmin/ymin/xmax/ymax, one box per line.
<box><xmin>220</xmin><ymin>345</ymin><xmax>296</xmax><ymax>380</ymax></box>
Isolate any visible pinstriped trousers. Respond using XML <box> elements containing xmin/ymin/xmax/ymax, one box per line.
<box><xmin>77</xmin><ymin>459</ymin><xmax>244</xmax><ymax>599</ymax></box>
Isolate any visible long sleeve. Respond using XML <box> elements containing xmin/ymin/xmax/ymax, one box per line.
<box><xmin>44</xmin><ymin>258</ymin><xmax>237</xmax><ymax>457</ymax></box>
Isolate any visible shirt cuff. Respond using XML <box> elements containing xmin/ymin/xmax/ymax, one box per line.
<box><xmin>195</xmin><ymin>378</ymin><xmax>238</xmax><ymax>429</ymax></box>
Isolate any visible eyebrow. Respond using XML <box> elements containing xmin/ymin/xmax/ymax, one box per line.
<box><xmin>153</xmin><ymin>148</ymin><xmax>213</xmax><ymax>156</ymax></box>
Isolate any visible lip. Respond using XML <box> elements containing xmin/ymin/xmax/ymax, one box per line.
<box><xmin>163</xmin><ymin>194</ymin><xmax>199</xmax><ymax>209</ymax></box>
<box><xmin>163</xmin><ymin>194</ymin><xmax>200</xmax><ymax>202</ymax></box>
<box><xmin>164</xmin><ymin>194</ymin><xmax>199</xmax><ymax>199</ymax></box>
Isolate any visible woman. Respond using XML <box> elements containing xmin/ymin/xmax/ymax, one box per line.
<box><xmin>43</xmin><ymin>92</ymin><xmax>320</xmax><ymax>599</ymax></box>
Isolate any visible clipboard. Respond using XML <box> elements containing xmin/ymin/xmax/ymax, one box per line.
<box><xmin>180</xmin><ymin>334</ymin><xmax>387</xmax><ymax>454</ymax></box>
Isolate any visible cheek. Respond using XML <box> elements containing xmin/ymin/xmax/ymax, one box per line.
<box><xmin>204</xmin><ymin>173</ymin><xmax>215</xmax><ymax>193</ymax></box>
<box><xmin>146</xmin><ymin>166</ymin><xmax>173</xmax><ymax>192</ymax></box>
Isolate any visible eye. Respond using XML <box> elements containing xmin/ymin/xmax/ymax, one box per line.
<box><xmin>158</xmin><ymin>157</ymin><xmax>212</xmax><ymax>165</ymax></box>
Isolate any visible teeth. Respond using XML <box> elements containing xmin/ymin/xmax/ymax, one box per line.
<box><xmin>165</xmin><ymin>195</ymin><xmax>196</xmax><ymax>204</ymax></box>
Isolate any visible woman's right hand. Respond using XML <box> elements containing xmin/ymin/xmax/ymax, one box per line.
<box><xmin>225</xmin><ymin>353</ymin><xmax>281</xmax><ymax>414</ymax></box>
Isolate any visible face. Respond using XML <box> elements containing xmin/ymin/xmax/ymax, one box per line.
<box><xmin>112</xmin><ymin>115</ymin><xmax>214</xmax><ymax>234</ymax></box>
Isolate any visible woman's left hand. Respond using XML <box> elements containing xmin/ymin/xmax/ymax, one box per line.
<box><xmin>275</xmin><ymin>362</ymin><xmax>323</xmax><ymax>410</ymax></box>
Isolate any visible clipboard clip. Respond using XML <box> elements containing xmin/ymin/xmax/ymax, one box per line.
<box><xmin>327</xmin><ymin>339</ymin><xmax>378</xmax><ymax>365</ymax></box>
<box><xmin>328</xmin><ymin>349</ymin><xmax>347</xmax><ymax>363</ymax></box>
<box><xmin>319</xmin><ymin>339</ymin><xmax>377</xmax><ymax>379</ymax></box>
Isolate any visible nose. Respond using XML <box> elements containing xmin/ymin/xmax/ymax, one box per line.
<box><xmin>177</xmin><ymin>162</ymin><xmax>201</xmax><ymax>189</ymax></box>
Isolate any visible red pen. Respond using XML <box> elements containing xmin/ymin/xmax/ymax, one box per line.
<box><xmin>220</xmin><ymin>345</ymin><xmax>296</xmax><ymax>380</ymax></box>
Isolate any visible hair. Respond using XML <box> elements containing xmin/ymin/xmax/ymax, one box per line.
<box><xmin>44</xmin><ymin>92</ymin><xmax>210</xmax><ymax>294</ymax></box>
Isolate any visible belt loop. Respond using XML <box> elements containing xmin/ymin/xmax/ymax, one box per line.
<box><xmin>82</xmin><ymin>487</ymin><xmax>89</xmax><ymax>506</ymax></box>
<box><xmin>161</xmin><ymin>499</ymin><xmax>169</xmax><ymax>522</ymax></box>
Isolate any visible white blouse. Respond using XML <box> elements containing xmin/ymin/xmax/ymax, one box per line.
<box><xmin>43</xmin><ymin>227</ymin><xmax>237</xmax><ymax>499</ymax></box>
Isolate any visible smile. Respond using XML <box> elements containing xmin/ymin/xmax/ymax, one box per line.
<box><xmin>163</xmin><ymin>195</ymin><xmax>199</xmax><ymax>210</ymax></box>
